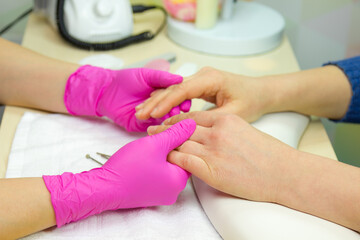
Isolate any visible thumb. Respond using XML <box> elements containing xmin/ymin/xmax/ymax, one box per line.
<box><xmin>154</xmin><ymin>119</ymin><xmax>196</xmax><ymax>153</ymax></box>
<box><xmin>142</xmin><ymin>68</ymin><xmax>183</xmax><ymax>88</ymax></box>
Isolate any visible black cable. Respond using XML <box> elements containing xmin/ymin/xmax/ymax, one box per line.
<box><xmin>0</xmin><ymin>8</ymin><xmax>33</xmax><ymax>35</ymax></box>
<box><xmin>131</xmin><ymin>5</ymin><xmax>167</xmax><ymax>37</ymax></box>
<box><xmin>152</xmin><ymin>6</ymin><xmax>167</xmax><ymax>37</ymax></box>
<box><xmin>56</xmin><ymin>1</ymin><xmax>167</xmax><ymax>51</ymax></box>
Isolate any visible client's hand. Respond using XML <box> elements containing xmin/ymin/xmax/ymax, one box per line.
<box><xmin>148</xmin><ymin>111</ymin><xmax>298</xmax><ymax>203</ymax></box>
<box><xmin>64</xmin><ymin>66</ymin><xmax>191</xmax><ymax>132</ymax></box>
<box><xmin>43</xmin><ymin>119</ymin><xmax>196</xmax><ymax>227</ymax></box>
<box><xmin>148</xmin><ymin>111</ymin><xmax>360</xmax><ymax>232</ymax></box>
<box><xmin>136</xmin><ymin>67</ymin><xmax>272</xmax><ymax>122</ymax></box>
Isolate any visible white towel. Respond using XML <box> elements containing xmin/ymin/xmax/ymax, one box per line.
<box><xmin>6</xmin><ymin>112</ymin><xmax>221</xmax><ymax>240</ymax></box>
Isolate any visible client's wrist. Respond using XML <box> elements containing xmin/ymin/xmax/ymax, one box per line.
<box><xmin>259</xmin><ymin>73</ymin><xmax>301</xmax><ymax>115</ymax></box>
<box><xmin>255</xmin><ymin>75</ymin><xmax>286</xmax><ymax>115</ymax></box>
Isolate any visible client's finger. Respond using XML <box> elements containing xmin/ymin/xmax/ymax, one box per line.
<box><xmin>140</xmin><ymin>77</ymin><xmax>212</xmax><ymax>119</ymax></box>
<box><xmin>177</xmin><ymin>140</ymin><xmax>207</xmax><ymax>158</ymax></box>
<box><xmin>147</xmin><ymin>125</ymin><xmax>171</xmax><ymax>135</ymax></box>
<box><xmin>164</xmin><ymin>111</ymin><xmax>221</xmax><ymax>127</ymax></box>
<box><xmin>167</xmin><ymin>151</ymin><xmax>209</xmax><ymax>181</ymax></box>
<box><xmin>148</xmin><ymin>124</ymin><xmax>210</xmax><ymax>144</ymax></box>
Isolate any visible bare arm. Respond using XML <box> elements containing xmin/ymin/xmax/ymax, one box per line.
<box><xmin>0</xmin><ymin>38</ymin><xmax>71</xmax><ymax>238</ymax></box>
<box><xmin>0</xmin><ymin>178</ymin><xmax>56</xmax><ymax>239</ymax></box>
<box><xmin>0</xmin><ymin>37</ymin><xmax>78</xmax><ymax>112</ymax></box>
<box><xmin>265</xmin><ymin>65</ymin><xmax>352</xmax><ymax>120</ymax></box>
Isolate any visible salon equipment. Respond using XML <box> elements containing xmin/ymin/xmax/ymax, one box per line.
<box><xmin>33</xmin><ymin>0</ymin><xmax>167</xmax><ymax>50</ymax></box>
<box><xmin>167</xmin><ymin>1</ymin><xmax>285</xmax><ymax>56</ymax></box>
<box><xmin>85</xmin><ymin>154</ymin><xmax>105</xmax><ymax>166</ymax></box>
<box><xmin>85</xmin><ymin>152</ymin><xmax>111</xmax><ymax>166</ymax></box>
<box><xmin>96</xmin><ymin>152</ymin><xmax>111</xmax><ymax>159</ymax></box>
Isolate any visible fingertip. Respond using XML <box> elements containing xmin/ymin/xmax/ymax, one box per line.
<box><xmin>161</xmin><ymin>119</ymin><xmax>197</xmax><ymax>151</ymax></box>
<box><xmin>180</xmin><ymin>100</ymin><xmax>192</xmax><ymax>112</ymax></box>
<box><xmin>147</xmin><ymin>125</ymin><xmax>156</xmax><ymax>135</ymax></box>
<box><xmin>135</xmin><ymin>109</ymin><xmax>149</xmax><ymax>120</ymax></box>
<box><xmin>135</xmin><ymin>103</ymin><xmax>144</xmax><ymax>110</ymax></box>
<box><xmin>145</xmin><ymin>69</ymin><xmax>183</xmax><ymax>88</ymax></box>
<box><xmin>176</xmin><ymin>118</ymin><xmax>197</xmax><ymax>136</ymax></box>
<box><xmin>164</xmin><ymin>115</ymin><xmax>180</xmax><ymax>125</ymax></box>
<box><xmin>163</xmin><ymin>118</ymin><xmax>171</xmax><ymax>125</ymax></box>
<box><xmin>169</xmin><ymin>106</ymin><xmax>180</xmax><ymax>117</ymax></box>
<box><xmin>168</xmin><ymin>74</ymin><xmax>183</xmax><ymax>85</ymax></box>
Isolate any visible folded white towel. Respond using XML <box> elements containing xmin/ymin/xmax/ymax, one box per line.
<box><xmin>6</xmin><ymin>112</ymin><xmax>221</xmax><ymax>240</ymax></box>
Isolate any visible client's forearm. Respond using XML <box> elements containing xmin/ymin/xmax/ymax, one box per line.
<box><xmin>263</xmin><ymin>66</ymin><xmax>352</xmax><ymax>120</ymax></box>
<box><xmin>0</xmin><ymin>38</ymin><xmax>78</xmax><ymax>113</ymax></box>
<box><xmin>278</xmin><ymin>152</ymin><xmax>360</xmax><ymax>231</ymax></box>
<box><xmin>0</xmin><ymin>178</ymin><xmax>56</xmax><ymax>239</ymax></box>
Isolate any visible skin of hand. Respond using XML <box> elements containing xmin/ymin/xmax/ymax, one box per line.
<box><xmin>136</xmin><ymin>67</ymin><xmax>271</xmax><ymax>122</ymax></box>
<box><xmin>148</xmin><ymin>111</ymin><xmax>360</xmax><ymax>232</ymax></box>
<box><xmin>136</xmin><ymin>65</ymin><xmax>352</xmax><ymax>122</ymax></box>
<box><xmin>43</xmin><ymin>119</ymin><xmax>196</xmax><ymax>227</ymax></box>
<box><xmin>65</xmin><ymin>65</ymin><xmax>191</xmax><ymax>132</ymax></box>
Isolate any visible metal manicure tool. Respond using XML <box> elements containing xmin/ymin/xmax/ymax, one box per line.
<box><xmin>85</xmin><ymin>152</ymin><xmax>111</xmax><ymax>166</ymax></box>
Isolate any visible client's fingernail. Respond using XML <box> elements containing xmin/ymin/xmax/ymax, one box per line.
<box><xmin>135</xmin><ymin>103</ymin><xmax>144</xmax><ymax>110</ymax></box>
<box><xmin>147</xmin><ymin>126</ymin><xmax>156</xmax><ymax>135</ymax></box>
<box><xmin>164</xmin><ymin>119</ymin><xmax>170</xmax><ymax>124</ymax></box>
<box><xmin>135</xmin><ymin>109</ymin><xmax>143</xmax><ymax>116</ymax></box>
<box><xmin>150</xmin><ymin>107</ymin><xmax>159</xmax><ymax>117</ymax></box>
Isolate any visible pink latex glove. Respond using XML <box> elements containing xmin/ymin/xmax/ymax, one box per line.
<box><xmin>64</xmin><ymin>65</ymin><xmax>192</xmax><ymax>132</ymax></box>
<box><xmin>43</xmin><ymin>119</ymin><xmax>196</xmax><ymax>227</ymax></box>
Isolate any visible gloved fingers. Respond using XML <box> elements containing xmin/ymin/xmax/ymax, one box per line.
<box><xmin>179</xmin><ymin>100</ymin><xmax>191</xmax><ymax>112</ymax></box>
<box><xmin>153</xmin><ymin>119</ymin><xmax>196</xmax><ymax>152</ymax></box>
<box><xmin>142</xmin><ymin>68</ymin><xmax>183</xmax><ymax>88</ymax></box>
<box><xmin>168</xmin><ymin>100</ymin><xmax>191</xmax><ymax>117</ymax></box>
<box><xmin>169</xmin><ymin>106</ymin><xmax>181</xmax><ymax>117</ymax></box>
<box><xmin>167</xmin><ymin>150</ymin><xmax>208</xmax><ymax>182</ymax></box>
<box><xmin>166</xmin><ymin>159</ymin><xmax>191</xmax><ymax>192</ymax></box>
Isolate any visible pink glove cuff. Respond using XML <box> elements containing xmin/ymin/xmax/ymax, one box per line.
<box><xmin>43</xmin><ymin>169</ymin><xmax>112</xmax><ymax>227</ymax></box>
<box><xmin>64</xmin><ymin>65</ymin><xmax>113</xmax><ymax>116</ymax></box>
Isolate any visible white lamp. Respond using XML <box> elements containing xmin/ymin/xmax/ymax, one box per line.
<box><xmin>167</xmin><ymin>1</ymin><xmax>285</xmax><ymax>56</ymax></box>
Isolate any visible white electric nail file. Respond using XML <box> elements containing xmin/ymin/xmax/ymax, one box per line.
<box><xmin>174</xmin><ymin>63</ymin><xmax>357</xmax><ymax>240</ymax></box>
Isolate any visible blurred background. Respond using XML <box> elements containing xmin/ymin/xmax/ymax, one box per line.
<box><xmin>1</xmin><ymin>0</ymin><xmax>359</xmax><ymax>166</ymax></box>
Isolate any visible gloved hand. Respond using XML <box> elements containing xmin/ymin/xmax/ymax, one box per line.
<box><xmin>64</xmin><ymin>65</ymin><xmax>191</xmax><ymax>132</ymax></box>
<box><xmin>43</xmin><ymin>119</ymin><xmax>196</xmax><ymax>227</ymax></box>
